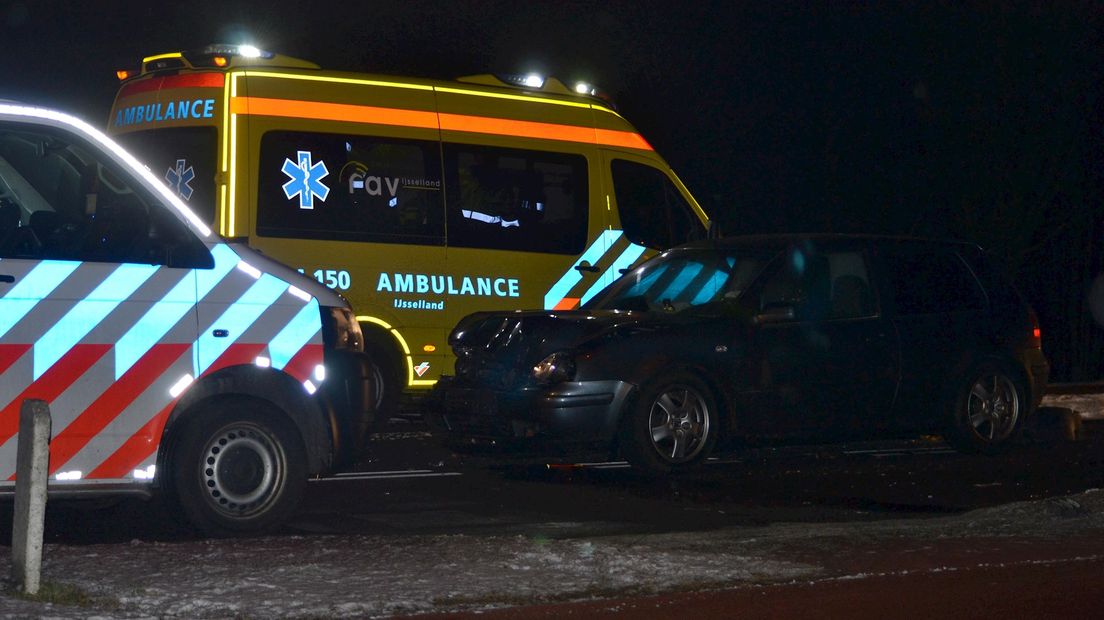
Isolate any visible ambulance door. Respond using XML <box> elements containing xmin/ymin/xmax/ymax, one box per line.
<box><xmin>0</xmin><ymin>123</ymin><xmax>210</xmax><ymax>482</ymax></box>
<box><xmin>602</xmin><ymin>150</ymin><xmax>707</xmax><ymax>256</ymax></box>
<box><xmin>239</xmin><ymin>72</ymin><xmax>447</xmax><ymax>388</ymax></box>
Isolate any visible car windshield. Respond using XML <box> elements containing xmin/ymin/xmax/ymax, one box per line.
<box><xmin>584</xmin><ymin>248</ymin><xmax>774</xmax><ymax>313</ymax></box>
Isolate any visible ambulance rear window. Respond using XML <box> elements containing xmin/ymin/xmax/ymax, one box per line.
<box><xmin>114</xmin><ymin>128</ymin><xmax>217</xmax><ymax>226</ymax></box>
<box><xmin>443</xmin><ymin>144</ymin><xmax>588</xmax><ymax>255</ymax></box>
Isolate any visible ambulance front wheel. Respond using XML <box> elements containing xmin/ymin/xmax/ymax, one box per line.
<box><xmin>365</xmin><ymin>338</ymin><xmax>402</xmax><ymax>424</ymax></box>
<box><xmin>172</xmin><ymin>399</ymin><xmax>307</xmax><ymax>537</ymax></box>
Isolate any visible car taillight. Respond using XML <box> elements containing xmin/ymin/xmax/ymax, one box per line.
<box><xmin>1029</xmin><ymin>310</ymin><xmax>1042</xmax><ymax>348</ymax></box>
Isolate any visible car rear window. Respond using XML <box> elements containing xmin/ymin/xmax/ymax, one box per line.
<box><xmin>879</xmin><ymin>247</ymin><xmax>986</xmax><ymax>315</ymax></box>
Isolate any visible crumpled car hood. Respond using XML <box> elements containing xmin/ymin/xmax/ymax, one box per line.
<box><xmin>448</xmin><ymin>310</ymin><xmax>653</xmax><ymax>387</ymax></box>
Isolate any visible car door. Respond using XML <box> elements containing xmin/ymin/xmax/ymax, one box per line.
<box><xmin>0</xmin><ymin>122</ymin><xmax>209</xmax><ymax>481</ymax></box>
<box><xmin>738</xmin><ymin>241</ymin><xmax>899</xmax><ymax>439</ymax></box>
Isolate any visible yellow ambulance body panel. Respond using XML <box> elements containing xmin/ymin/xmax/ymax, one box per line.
<box><xmin>108</xmin><ymin>45</ymin><xmax>709</xmax><ymax>408</ymax></box>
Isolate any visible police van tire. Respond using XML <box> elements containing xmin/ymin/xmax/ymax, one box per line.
<box><xmin>172</xmin><ymin>399</ymin><xmax>307</xmax><ymax>537</ymax></box>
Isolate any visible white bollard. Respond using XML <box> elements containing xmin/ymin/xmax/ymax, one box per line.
<box><xmin>12</xmin><ymin>399</ymin><xmax>51</xmax><ymax>596</ymax></box>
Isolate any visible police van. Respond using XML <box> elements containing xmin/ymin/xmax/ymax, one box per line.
<box><xmin>0</xmin><ymin>101</ymin><xmax>372</xmax><ymax>535</ymax></box>
<box><xmin>107</xmin><ymin>44</ymin><xmax>711</xmax><ymax>416</ymax></box>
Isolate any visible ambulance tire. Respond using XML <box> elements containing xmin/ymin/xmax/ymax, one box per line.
<box><xmin>172</xmin><ymin>399</ymin><xmax>306</xmax><ymax>537</ymax></box>
<box><xmin>365</xmin><ymin>340</ymin><xmax>402</xmax><ymax>425</ymax></box>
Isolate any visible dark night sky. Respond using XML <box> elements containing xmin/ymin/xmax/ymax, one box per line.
<box><xmin>2</xmin><ymin>0</ymin><xmax>1103</xmax><ymax>378</ymax></box>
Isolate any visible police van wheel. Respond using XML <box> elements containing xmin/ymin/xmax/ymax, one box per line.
<box><xmin>173</xmin><ymin>400</ymin><xmax>306</xmax><ymax>537</ymax></box>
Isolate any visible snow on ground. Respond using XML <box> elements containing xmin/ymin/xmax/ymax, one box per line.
<box><xmin>1042</xmin><ymin>392</ymin><xmax>1104</xmax><ymax>420</ymax></box>
<box><xmin>0</xmin><ymin>392</ymin><xmax>1098</xmax><ymax>618</ymax></box>
<box><xmin>2</xmin><ymin>489</ymin><xmax>1103</xmax><ymax>619</ymax></box>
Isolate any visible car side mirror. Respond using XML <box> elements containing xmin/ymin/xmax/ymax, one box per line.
<box><xmin>754</xmin><ymin>304</ymin><xmax>796</xmax><ymax>324</ymax></box>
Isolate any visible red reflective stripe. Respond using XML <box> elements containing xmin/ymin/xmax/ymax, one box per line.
<box><xmin>88</xmin><ymin>400</ymin><xmax>173</xmax><ymax>479</ymax></box>
<box><xmin>232</xmin><ymin>97</ymin><xmax>439</xmax><ymax>129</ymax></box>
<box><xmin>118</xmin><ymin>73</ymin><xmax>225</xmax><ymax>99</ymax></box>
<box><xmin>0</xmin><ymin>344</ymin><xmax>30</xmax><ymax>376</ymax></box>
<box><xmin>48</xmin><ymin>343</ymin><xmax>189</xmax><ymax>474</ymax></box>
<box><xmin>232</xmin><ymin>96</ymin><xmax>655</xmax><ymax>151</ymax></box>
<box><xmin>204</xmin><ymin>342</ymin><xmax>268</xmax><ymax>376</ymax></box>
<box><xmin>0</xmin><ymin>344</ymin><xmax>111</xmax><ymax>445</ymax></box>
<box><xmin>553</xmin><ymin>297</ymin><xmax>580</xmax><ymax>311</ymax></box>
<box><xmin>281</xmin><ymin>343</ymin><xmax>324</xmax><ymax>383</ymax></box>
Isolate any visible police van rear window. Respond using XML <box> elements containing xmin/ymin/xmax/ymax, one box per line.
<box><xmin>443</xmin><ymin>144</ymin><xmax>588</xmax><ymax>255</ymax></box>
<box><xmin>257</xmin><ymin>131</ymin><xmax>445</xmax><ymax>245</ymax></box>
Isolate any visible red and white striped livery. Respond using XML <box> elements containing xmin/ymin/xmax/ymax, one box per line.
<box><xmin>0</xmin><ymin>102</ymin><xmax>372</xmax><ymax>535</ymax></box>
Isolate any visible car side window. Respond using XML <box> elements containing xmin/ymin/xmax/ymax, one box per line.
<box><xmin>0</xmin><ymin>124</ymin><xmax>205</xmax><ymax>266</ymax></box>
<box><xmin>611</xmin><ymin>159</ymin><xmax>701</xmax><ymax>250</ymax></box>
<box><xmin>755</xmin><ymin>247</ymin><xmax>876</xmax><ymax>321</ymax></box>
<box><xmin>879</xmin><ymin>247</ymin><xmax>986</xmax><ymax>315</ymax></box>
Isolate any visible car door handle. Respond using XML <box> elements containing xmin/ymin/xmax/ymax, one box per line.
<box><xmin>574</xmin><ymin>262</ymin><xmax>599</xmax><ymax>273</ymax></box>
<box><xmin>0</xmin><ymin>274</ymin><xmax>14</xmax><ymax>284</ymax></box>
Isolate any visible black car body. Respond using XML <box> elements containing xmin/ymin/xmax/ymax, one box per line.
<box><xmin>429</xmin><ymin>235</ymin><xmax>1049</xmax><ymax>473</ymax></box>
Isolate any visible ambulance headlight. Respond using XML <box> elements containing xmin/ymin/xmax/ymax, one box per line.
<box><xmin>531</xmin><ymin>351</ymin><xmax>575</xmax><ymax>385</ymax></box>
<box><xmin>322</xmin><ymin>307</ymin><xmax>364</xmax><ymax>352</ymax></box>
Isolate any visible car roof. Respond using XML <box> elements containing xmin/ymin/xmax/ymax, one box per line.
<box><xmin>678</xmin><ymin>233</ymin><xmax>982</xmax><ymax>253</ymax></box>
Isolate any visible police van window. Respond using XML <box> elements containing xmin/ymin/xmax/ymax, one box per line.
<box><xmin>0</xmin><ymin>124</ymin><xmax>207</xmax><ymax>267</ymax></box>
<box><xmin>611</xmin><ymin>159</ymin><xmax>700</xmax><ymax>250</ymax></box>
<box><xmin>879</xmin><ymin>248</ymin><xmax>986</xmax><ymax>315</ymax></box>
<box><xmin>115</xmin><ymin>127</ymin><xmax>218</xmax><ymax>227</ymax></box>
<box><xmin>443</xmin><ymin>144</ymin><xmax>588</xmax><ymax>254</ymax></box>
<box><xmin>257</xmin><ymin>131</ymin><xmax>444</xmax><ymax>245</ymax></box>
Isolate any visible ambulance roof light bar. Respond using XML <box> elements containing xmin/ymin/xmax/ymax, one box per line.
<box><xmin>118</xmin><ymin>44</ymin><xmax>319</xmax><ymax>81</ymax></box>
<box><xmin>456</xmin><ymin>73</ymin><xmax>606</xmax><ymax>102</ymax></box>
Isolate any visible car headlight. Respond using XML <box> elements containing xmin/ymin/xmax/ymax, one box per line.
<box><xmin>531</xmin><ymin>351</ymin><xmax>575</xmax><ymax>384</ymax></box>
<box><xmin>321</xmin><ymin>306</ymin><xmax>364</xmax><ymax>352</ymax></box>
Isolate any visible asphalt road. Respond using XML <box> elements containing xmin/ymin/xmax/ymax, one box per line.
<box><xmin>15</xmin><ymin>416</ymin><xmax>1101</xmax><ymax>545</ymax></box>
<box><xmin>290</xmin><ymin>419</ymin><xmax>1104</xmax><ymax>540</ymax></box>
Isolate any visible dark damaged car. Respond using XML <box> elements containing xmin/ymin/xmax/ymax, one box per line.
<box><xmin>428</xmin><ymin>235</ymin><xmax>1049</xmax><ymax>474</ymax></box>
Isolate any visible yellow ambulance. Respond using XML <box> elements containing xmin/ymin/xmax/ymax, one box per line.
<box><xmin>108</xmin><ymin>44</ymin><xmax>710</xmax><ymax>416</ymax></box>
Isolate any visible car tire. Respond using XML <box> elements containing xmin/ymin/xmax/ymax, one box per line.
<box><xmin>172</xmin><ymin>399</ymin><xmax>306</xmax><ymax>537</ymax></box>
<box><xmin>944</xmin><ymin>358</ymin><xmax>1026</xmax><ymax>455</ymax></box>
<box><xmin>619</xmin><ymin>372</ymin><xmax>719</xmax><ymax>475</ymax></box>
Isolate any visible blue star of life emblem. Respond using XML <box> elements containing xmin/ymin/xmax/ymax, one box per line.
<box><xmin>165</xmin><ymin>159</ymin><xmax>195</xmax><ymax>201</ymax></box>
<box><xmin>281</xmin><ymin>150</ymin><xmax>330</xmax><ymax>210</ymax></box>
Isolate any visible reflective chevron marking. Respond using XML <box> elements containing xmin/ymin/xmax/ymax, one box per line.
<box><xmin>0</xmin><ymin>344</ymin><xmax>111</xmax><ymax>445</ymax></box>
<box><xmin>114</xmin><ymin>244</ymin><xmax>238</xmax><ymax>380</ymax></box>
<box><xmin>543</xmin><ymin>230</ymin><xmax>622</xmax><ymax>310</ymax></box>
<box><xmin>34</xmin><ymin>264</ymin><xmax>159</xmax><ymax>380</ymax></box>
<box><xmin>48</xmin><ymin>343</ymin><xmax>189</xmax><ymax>474</ymax></box>
<box><xmin>0</xmin><ymin>260</ymin><xmax>80</xmax><ymax>339</ymax></box>
<box><xmin>268</xmin><ymin>299</ymin><xmax>322</xmax><ymax>371</ymax></box>
<box><xmin>578</xmin><ymin>241</ymin><xmax>647</xmax><ymax>306</ymax></box>
<box><xmin>192</xmin><ymin>274</ymin><xmax>290</xmax><ymax>376</ymax></box>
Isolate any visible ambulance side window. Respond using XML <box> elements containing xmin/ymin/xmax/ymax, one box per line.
<box><xmin>443</xmin><ymin>144</ymin><xmax>588</xmax><ymax>254</ymax></box>
<box><xmin>611</xmin><ymin>159</ymin><xmax>701</xmax><ymax>250</ymax></box>
<box><xmin>256</xmin><ymin>131</ymin><xmax>445</xmax><ymax>245</ymax></box>
<box><xmin>0</xmin><ymin>124</ymin><xmax>207</xmax><ymax>266</ymax></box>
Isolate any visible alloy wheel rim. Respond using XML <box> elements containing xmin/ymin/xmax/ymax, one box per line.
<box><xmin>967</xmin><ymin>373</ymin><xmax>1020</xmax><ymax>443</ymax></box>
<box><xmin>647</xmin><ymin>385</ymin><xmax>711</xmax><ymax>463</ymax></box>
